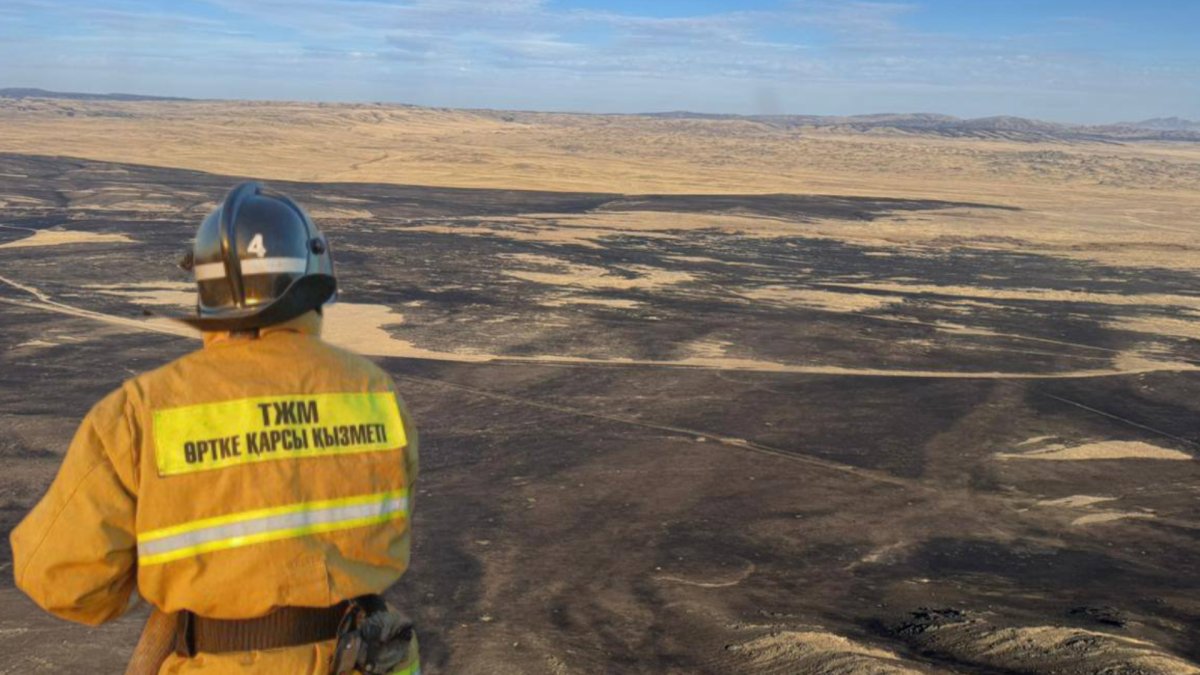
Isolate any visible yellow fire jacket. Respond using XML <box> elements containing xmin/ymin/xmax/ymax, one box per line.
<box><xmin>9</xmin><ymin>311</ymin><xmax>418</xmax><ymax>672</ymax></box>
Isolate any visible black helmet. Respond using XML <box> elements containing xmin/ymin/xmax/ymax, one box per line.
<box><xmin>176</xmin><ymin>182</ymin><xmax>336</xmax><ymax>331</ymax></box>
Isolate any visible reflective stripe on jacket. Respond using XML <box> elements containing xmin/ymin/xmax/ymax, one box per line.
<box><xmin>10</xmin><ymin>311</ymin><xmax>418</xmax><ymax>628</ymax></box>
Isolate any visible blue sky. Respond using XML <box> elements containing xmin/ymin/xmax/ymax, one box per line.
<box><xmin>1</xmin><ymin>0</ymin><xmax>1196</xmax><ymax>122</ymax></box>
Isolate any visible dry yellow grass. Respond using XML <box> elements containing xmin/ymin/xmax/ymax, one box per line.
<box><xmin>997</xmin><ymin>441</ymin><xmax>1193</xmax><ymax>461</ymax></box>
<box><xmin>1036</xmin><ymin>495</ymin><xmax>1116</xmax><ymax>508</ymax></box>
<box><xmin>0</xmin><ymin>228</ymin><xmax>135</xmax><ymax>249</ymax></box>
<box><xmin>727</xmin><ymin>630</ymin><xmax>925</xmax><ymax>674</ymax></box>
<box><xmin>2</xmin><ymin>99</ymin><xmax>1196</xmax><ymax>197</ymax></box>
<box><xmin>737</xmin><ymin>286</ymin><xmax>904</xmax><ymax>313</ymax></box>
<box><xmin>4</xmin><ymin>98</ymin><xmax>1195</xmax><ymax>271</ymax></box>
<box><xmin>831</xmin><ymin>282</ymin><xmax>1200</xmax><ymax>310</ymax></box>
<box><xmin>3</xmin><ymin>98</ymin><xmax>1199</xmax><ymax>273</ymax></box>
<box><xmin>917</xmin><ymin>622</ymin><xmax>1200</xmax><ymax>674</ymax></box>
<box><xmin>1072</xmin><ymin>512</ymin><xmax>1157</xmax><ymax>526</ymax></box>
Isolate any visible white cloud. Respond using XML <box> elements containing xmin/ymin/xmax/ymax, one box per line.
<box><xmin>0</xmin><ymin>0</ymin><xmax>1195</xmax><ymax>122</ymax></box>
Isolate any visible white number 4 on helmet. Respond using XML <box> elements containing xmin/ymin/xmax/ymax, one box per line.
<box><xmin>247</xmin><ymin>233</ymin><xmax>267</xmax><ymax>258</ymax></box>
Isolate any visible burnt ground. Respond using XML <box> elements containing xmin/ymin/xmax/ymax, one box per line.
<box><xmin>0</xmin><ymin>154</ymin><xmax>1198</xmax><ymax>673</ymax></box>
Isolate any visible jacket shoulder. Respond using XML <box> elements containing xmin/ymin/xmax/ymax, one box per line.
<box><xmin>313</xmin><ymin>339</ymin><xmax>394</xmax><ymax>382</ymax></box>
<box><xmin>122</xmin><ymin>344</ymin><xmax>209</xmax><ymax>391</ymax></box>
<box><xmin>127</xmin><ymin>337</ymin><xmax>397</xmax><ymax>395</ymax></box>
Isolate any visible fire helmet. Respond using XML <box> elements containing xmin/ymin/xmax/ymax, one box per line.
<box><xmin>177</xmin><ymin>182</ymin><xmax>336</xmax><ymax>331</ymax></box>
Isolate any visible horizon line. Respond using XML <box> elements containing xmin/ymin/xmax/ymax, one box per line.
<box><xmin>1</xmin><ymin>85</ymin><xmax>1195</xmax><ymax>128</ymax></box>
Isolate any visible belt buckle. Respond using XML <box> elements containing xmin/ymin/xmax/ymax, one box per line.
<box><xmin>330</xmin><ymin>601</ymin><xmax>367</xmax><ymax>675</ymax></box>
<box><xmin>331</xmin><ymin>630</ymin><xmax>365</xmax><ymax>675</ymax></box>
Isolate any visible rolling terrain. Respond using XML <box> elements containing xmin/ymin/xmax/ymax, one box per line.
<box><xmin>1</xmin><ymin>99</ymin><xmax>1199</xmax><ymax>673</ymax></box>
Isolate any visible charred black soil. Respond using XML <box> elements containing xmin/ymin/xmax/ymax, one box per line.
<box><xmin>1</xmin><ymin>154</ymin><xmax>1198</xmax><ymax>673</ymax></box>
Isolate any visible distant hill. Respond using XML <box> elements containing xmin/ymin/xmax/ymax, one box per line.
<box><xmin>640</xmin><ymin>111</ymin><xmax>1200</xmax><ymax>142</ymax></box>
<box><xmin>3</xmin><ymin>87</ymin><xmax>1196</xmax><ymax>142</ymax></box>
<box><xmin>1120</xmin><ymin>117</ymin><xmax>1200</xmax><ymax>132</ymax></box>
<box><xmin>0</xmin><ymin>87</ymin><xmax>190</xmax><ymax>102</ymax></box>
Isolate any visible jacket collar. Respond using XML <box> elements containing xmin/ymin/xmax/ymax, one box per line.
<box><xmin>202</xmin><ymin>310</ymin><xmax>322</xmax><ymax>347</ymax></box>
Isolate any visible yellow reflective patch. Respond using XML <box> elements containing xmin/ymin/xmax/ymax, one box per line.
<box><xmin>153</xmin><ymin>392</ymin><xmax>406</xmax><ymax>476</ymax></box>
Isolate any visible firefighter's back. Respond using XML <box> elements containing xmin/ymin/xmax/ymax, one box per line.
<box><xmin>131</xmin><ymin>316</ymin><xmax>417</xmax><ymax>673</ymax></box>
<box><xmin>11</xmin><ymin>182</ymin><xmax>420</xmax><ymax>675</ymax></box>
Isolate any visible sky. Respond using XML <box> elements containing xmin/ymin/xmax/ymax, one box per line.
<box><xmin>0</xmin><ymin>0</ymin><xmax>1197</xmax><ymax>123</ymax></box>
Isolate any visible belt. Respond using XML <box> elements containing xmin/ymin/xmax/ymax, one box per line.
<box><xmin>175</xmin><ymin>602</ymin><xmax>350</xmax><ymax>656</ymax></box>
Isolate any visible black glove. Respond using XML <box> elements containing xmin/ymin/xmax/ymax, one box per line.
<box><xmin>356</xmin><ymin>608</ymin><xmax>415</xmax><ymax>675</ymax></box>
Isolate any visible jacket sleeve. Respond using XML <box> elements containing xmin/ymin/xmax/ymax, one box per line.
<box><xmin>9</xmin><ymin>386</ymin><xmax>139</xmax><ymax>626</ymax></box>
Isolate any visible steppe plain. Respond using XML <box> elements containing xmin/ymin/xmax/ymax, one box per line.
<box><xmin>1</xmin><ymin>98</ymin><xmax>1200</xmax><ymax>673</ymax></box>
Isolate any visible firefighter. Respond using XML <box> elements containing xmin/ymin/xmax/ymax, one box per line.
<box><xmin>10</xmin><ymin>182</ymin><xmax>420</xmax><ymax>674</ymax></box>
